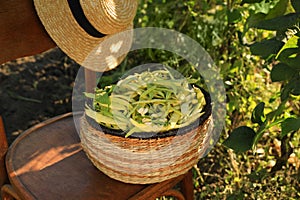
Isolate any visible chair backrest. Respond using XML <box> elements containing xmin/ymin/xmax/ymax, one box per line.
<box><xmin>0</xmin><ymin>116</ymin><xmax>8</xmax><ymax>186</ymax></box>
<box><xmin>0</xmin><ymin>0</ymin><xmax>55</xmax><ymax>64</ymax></box>
<box><xmin>0</xmin><ymin>0</ymin><xmax>97</xmax><ymax>92</ymax></box>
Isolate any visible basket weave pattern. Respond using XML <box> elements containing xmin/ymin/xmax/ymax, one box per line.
<box><xmin>80</xmin><ymin>115</ymin><xmax>212</xmax><ymax>184</ymax></box>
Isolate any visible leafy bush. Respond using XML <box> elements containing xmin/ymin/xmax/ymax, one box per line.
<box><xmin>99</xmin><ymin>0</ymin><xmax>299</xmax><ymax>198</ymax></box>
<box><xmin>223</xmin><ymin>0</ymin><xmax>300</xmax><ymax>172</ymax></box>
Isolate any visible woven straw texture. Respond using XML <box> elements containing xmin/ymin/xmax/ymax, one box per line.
<box><xmin>34</xmin><ymin>0</ymin><xmax>137</xmax><ymax>71</ymax></box>
<box><xmin>81</xmin><ymin>0</ymin><xmax>137</xmax><ymax>34</ymax></box>
<box><xmin>80</xmin><ymin>114</ymin><xmax>212</xmax><ymax>184</ymax></box>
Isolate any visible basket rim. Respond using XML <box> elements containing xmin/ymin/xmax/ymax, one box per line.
<box><xmin>85</xmin><ymin>87</ymin><xmax>212</xmax><ymax>139</ymax></box>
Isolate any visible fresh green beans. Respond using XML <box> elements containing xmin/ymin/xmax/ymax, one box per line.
<box><xmin>85</xmin><ymin>69</ymin><xmax>206</xmax><ymax>137</ymax></box>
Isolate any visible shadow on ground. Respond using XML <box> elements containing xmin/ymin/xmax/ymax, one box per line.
<box><xmin>0</xmin><ymin>48</ymin><xmax>80</xmax><ymax>144</ymax></box>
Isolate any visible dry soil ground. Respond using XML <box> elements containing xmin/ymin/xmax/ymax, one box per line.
<box><xmin>0</xmin><ymin>48</ymin><xmax>79</xmax><ymax>144</ymax></box>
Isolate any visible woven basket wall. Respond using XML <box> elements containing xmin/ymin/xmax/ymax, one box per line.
<box><xmin>79</xmin><ymin>114</ymin><xmax>213</xmax><ymax>184</ymax></box>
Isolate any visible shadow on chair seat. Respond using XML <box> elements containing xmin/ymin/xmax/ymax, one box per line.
<box><xmin>1</xmin><ymin>113</ymin><xmax>194</xmax><ymax>200</ymax></box>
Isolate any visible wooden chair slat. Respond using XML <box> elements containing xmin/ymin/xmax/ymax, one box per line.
<box><xmin>0</xmin><ymin>116</ymin><xmax>8</xmax><ymax>187</ymax></box>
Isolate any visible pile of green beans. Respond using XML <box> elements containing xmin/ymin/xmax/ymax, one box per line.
<box><xmin>85</xmin><ymin>69</ymin><xmax>206</xmax><ymax>137</ymax></box>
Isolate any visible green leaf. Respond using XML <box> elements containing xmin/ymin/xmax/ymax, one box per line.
<box><xmin>271</xmin><ymin>63</ymin><xmax>297</xmax><ymax>82</ymax></box>
<box><xmin>281</xmin><ymin>84</ymin><xmax>292</xmax><ymax>101</ymax></box>
<box><xmin>227</xmin><ymin>9</ymin><xmax>242</xmax><ymax>23</ymax></box>
<box><xmin>291</xmin><ymin>0</ymin><xmax>300</xmax><ymax>12</ymax></box>
<box><xmin>85</xmin><ymin>106</ymin><xmax>117</xmax><ymax>126</ymax></box>
<box><xmin>252</xmin><ymin>120</ymin><xmax>268</xmax><ymax>147</ymax></box>
<box><xmin>281</xmin><ymin>117</ymin><xmax>300</xmax><ymax>137</ymax></box>
<box><xmin>283</xmin><ymin>55</ymin><xmax>300</xmax><ymax>70</ymax></box>
<box><xmin>95</xmin><ymin>92</ymin><xmax>110</xmax><ymax>105</ymax></box>
<box><xmin>250</xmin><ymin>39</ymin><xmax>284</xmax><ymax>58</ymax></box>
<box><xmin>241</xmin><ymin>0</ymin><xmax>264</xmax><ymax>4</ymax></box>
<box><xmin>280</xmin><ymin>78</ymin><xmax>300</xmax><ymax>101</ymax></box>
<box><xmin>251</xmin><ymin>102</ymin><xmax>265</xmax><ymax>125</ymax></box>
<box><xmin>223</xmin><ymin>126</ymin><xmax>256</xmax><ymax>152</ymax></box>
<box><xmin>290</xmin><ymin>78</ymin><xmax>300</xmax><ymax>95</ymax></box>
<box><xmin>277</xmin><ymin>35</ymin><xmax>300</xmax><ymax>59</ymax></box>
<box><xmin>266</xmin><ymin>101</ymin><xmax>286</xmax><ymax>120</ymax></box>
<box><xmin>253</xmin><ymin>13</ymin><xmax>300</xmax><ymax>30</ymax></box>
<box><xmin>84</xmin><ymin>92</ymin><xmax>95</xmax><ymax>99</ymax></box>
<box><xmin>265</xmin><ymin>0</ymin><xmax>288</xmax><ymax>20</ymax></box>
<box><xmin>247</xmin><ymin>12</ymin><xmax>267</xmax><ymax>28</ymax></box>
<box><xmin>280</xmin><ymin>35</ymin><xmax>299</xmax><ymax>50</ymax></box>
<box><xmin>277</xmin><ymin>48</ymin><xmax>300</xmax><ymax>63</ymax></box>
<box><xmin>277</xmin><ymin>51</ymin><xmax>300</xmax><ymax>71</ymax></box>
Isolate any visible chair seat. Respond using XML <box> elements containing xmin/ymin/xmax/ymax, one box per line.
<box><xmin>6</xmin><ymin>113</ymin><xmax>148</xmax><ymax>199</ymax></box>
<box><xmin>5</xmin><ymin>113</ymin><xmax>192</xmax><ymax>200</ymax></box>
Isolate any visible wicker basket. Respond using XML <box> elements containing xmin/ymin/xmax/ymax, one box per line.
<box><xmin>79</xmin><ymin>92</ymin><xmax>213</xmax><ymax>184</ymax></box>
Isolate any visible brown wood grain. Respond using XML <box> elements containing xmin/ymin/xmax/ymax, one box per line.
<box><xmin>0</xmin><ymin>116</ymin><xmax>8</xmax><ymax>187</ymax></box>
<box><xmin>1</xmin><ymin>184</ymin><xmax>21</xmax><ymax>200</ymax></box>
<box><xmin>0</xmin><ymin>0</ymin><xmax>55</xmax><ymax>64</ymax></box>
<box><xmin>180</xmin><ymin>170</ymin><xmax>194</xmax><ymax>200</ymax></box>
<box><xmin>6</xmin><ymin>113</ymin><xmax>146</xmax><ymax>200</ymax></box>
<box><xmin>5</xmin><ymin>113</ymin><xmax>194</xmax><ymax>199</ymax></box>
<box><xmin>128</xmin><ymin>174</ymin><xmax>185</xmax><ymax>200</ymax></box>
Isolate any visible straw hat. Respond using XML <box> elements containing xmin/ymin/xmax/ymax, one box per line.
<box><xmin>34</xmin><ymin>0</ymin><xmax>138</xmax><ymax>72</ymax></box>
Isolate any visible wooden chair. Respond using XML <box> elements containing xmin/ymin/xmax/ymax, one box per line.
<box><xmin>1</xmin><ymin>117</ymin><xmax>20</xmax><ymax>200</ymax></box>
<box><xmin>0</xmin><ymin>0</ymin><xmax>56</xmax><ymax>64</ymax></box>
<box><xmin>0</xmin><ymin>1</ymin><xmax>196</xmax><ymax>199</ymax></box>
<box><xmin>0</xmin><ymin>113</ymin><xmax>194</xmax><ymax>200</ymax></box>
<box><xmin>0</xmin><ymin>116</ymin><xmax>8</xmax><ymax>187</ymax></box>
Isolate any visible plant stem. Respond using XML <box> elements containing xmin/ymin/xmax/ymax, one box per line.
<box><xmin>270</xmin><ymin>131</ymin><xmax>295</xmax><ymax>174</ymax></box>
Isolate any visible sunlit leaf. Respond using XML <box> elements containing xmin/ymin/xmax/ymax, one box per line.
<box><xmin>277</xmin><ymin>48</ymin><xmax>300</xmax><ymax>63</ymax></box>
<box><xmin>276</xmin><ymin>35</ymin><xmax>300</xmax><ymax>59</ymax></box>
<box><xmin>276</xmin><ymin>35</ymin><xmax>300</xmax><ymax>70</ymax></box>
<box><xmin>223</xmin><ymin>126</ymin><xmax>256</xmax><ymax>152</ymax></box>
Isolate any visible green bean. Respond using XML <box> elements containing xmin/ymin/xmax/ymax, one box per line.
<box><xmin>84</xmin><ymin>69</ymin><xmax>206</xmax><ymax>137</ymax></box>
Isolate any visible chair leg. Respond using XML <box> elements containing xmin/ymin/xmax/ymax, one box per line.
<box><xmin>0</xmin><ymin>156</ymin><xmax>8</xmax><ymax>187</ymax></box>
<box><xmin>180</xmin><ymin>169</ymin><xmax>194</xmax><ymax>200</ymax></box>
<box><xmin>0</xmin><ymin>116</ymin><xmax>9</xmax><ymax>187</ymax></box>
<box><xmin>1</xmin><ymin>184</ymin><xmax>21</xmax><ymax>200</ymax></box>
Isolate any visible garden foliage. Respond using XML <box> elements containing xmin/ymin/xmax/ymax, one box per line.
<box><xmin>99</xmin><ymin>0</ymin><xmax>299</xmax><ymax>198</ymax></box>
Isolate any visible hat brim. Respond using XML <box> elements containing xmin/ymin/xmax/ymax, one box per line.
<box><xmin>34</xmin><ymin>0</ymin><xmax>133</xmax><ymax>72</ymax></box>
